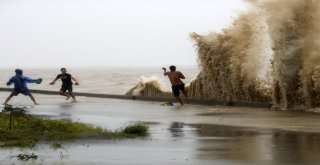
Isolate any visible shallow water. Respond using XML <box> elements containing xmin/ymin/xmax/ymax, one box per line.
<box><xmin>1</xmin><ymin>92</ymin><xmax>320</xmax><ymax>165</ymax></box>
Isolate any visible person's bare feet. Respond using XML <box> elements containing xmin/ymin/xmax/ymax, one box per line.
<box><xmin>34</xmin><ymin>102</ymin><xmax>40</xmax><ymax>105</ymax></box>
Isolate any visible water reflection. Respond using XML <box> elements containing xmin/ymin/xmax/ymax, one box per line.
<box><xmin>59</xmin><ymin>102</ymin><xmax>74</xmax><ymax>109</ymax></box>
<box><xmin>59</xmin><ymin>112</ymin><xmax>72</xmax><ymax>121</ymax></box>
<box><xmin>270</xmin><ymin>132</ymin><xmax>320</xmax><ymax>165</ymax></box>
<box><xmin>192</xmin><ymin>124</ymin><xmax>320</xmax><ymax>165</ymax></box>
<box><xmin>169</xmin><ymin>122</ymin><xmax>185</xmax><ymax>138</ymax></box>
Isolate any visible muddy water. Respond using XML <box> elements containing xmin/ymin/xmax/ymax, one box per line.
<box><xmin>1</xmin><ymin>92</ymin><xmax>320</xmax><ymax>165</ymax></box>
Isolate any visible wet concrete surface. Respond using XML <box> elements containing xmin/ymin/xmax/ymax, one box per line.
<box><xmin>1</xmin><ymin>92</ymin><xmax>320</xmax><ymax>165</ymax></box>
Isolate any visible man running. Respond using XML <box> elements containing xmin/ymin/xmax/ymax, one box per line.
<box><xmin>162</xmin><ymin>65</ymin><xmax>188</xmax><ymax>105</ymax></box>
<box><xmin>50</xmin><ymin>68</ymin><xmax>79</xmax><ymax>102</ymax></box>
<box><xmin>3</xmin><ymin>69</ymin><xmax>42</xmax><ymax>105</ymax></box>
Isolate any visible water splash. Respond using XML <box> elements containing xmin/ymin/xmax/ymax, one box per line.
<box><xmin>125</xmin><ymin>76</ymin><xmax>171</xmax><ymax>97</ymax></box>
<box><xmin>127</xmin><ymin>0</ymin><xmax>320</xmax><ymax>110</ymax></box>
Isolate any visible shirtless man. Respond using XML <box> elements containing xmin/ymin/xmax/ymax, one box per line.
<box><xmin>163</xmin><ymin>65</ymin><xmax>188</xmax><ymax>105</ymax></box>
<box><xmin>49</xmin><ymin>68</ymin><xmax>79</xmax><ymax>102</ymax></box>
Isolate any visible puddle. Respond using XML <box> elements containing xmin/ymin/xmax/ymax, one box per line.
<box><xmin>2</xmin><ymin>93</ymin><xmax>320</xmax><ymax>164</ymax></box>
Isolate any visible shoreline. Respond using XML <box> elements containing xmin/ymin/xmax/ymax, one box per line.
<box><xmin>0</xmin><ymin>91</ymin><xmax>319</xmax><ymax>134</ymax></box>
<box><xmin>0</xmin><ymin>88</ymin><xmax>271</xmax><ymax>108</ymax></box>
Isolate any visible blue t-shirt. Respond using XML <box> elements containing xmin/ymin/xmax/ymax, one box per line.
<box><xmin>7</xmin><ymin>75</ymin><xmax>38</xmax><ymax>91</ymax></box>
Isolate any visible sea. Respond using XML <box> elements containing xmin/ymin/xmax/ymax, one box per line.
<box><xmin>0</xmin><ymin>66</ymin><xmax>199</xmax><ymax>94</ymax></box>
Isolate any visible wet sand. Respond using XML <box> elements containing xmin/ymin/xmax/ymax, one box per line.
<box><xmin>1</xmin><ymin>92</ymin><xmax>320</xmax><ymax>165</ymax></box>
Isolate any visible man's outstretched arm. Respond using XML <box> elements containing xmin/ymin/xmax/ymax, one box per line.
<box><xmin>24</xmin><ymin>77</ymin><xmax>39</xmax><ymax>83</ymax></box>
<box><xmin>179</xmin><ymin>72</ymin><xmax>185</xmax><ymax>79</ymax></box>
<box><xmin>50</xmin><ymin>76</ymin><xmax>59</xmax><ymax>85</ymax></box>
<box><xmin>162</xmin><ymin>67</ymin><xmax>168</xmax><ymax>76</ymax></box>
<box><xmin>72</xmin><ymin>77</ymin><xmax>79</xmax><ymax>85</ymax></box>
<box><xmin>6</xmin><ymin>78</ymin><xmax>14</xmax><ymax>86</ymax></box>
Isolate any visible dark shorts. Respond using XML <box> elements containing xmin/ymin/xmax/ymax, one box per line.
<box><xmin>60</xmin><ymin>84</ymin><xmax>73</xmax><ymax>93</ymax></box>
<box><xmin>172</xmin><ymin>84</ymin><xmax>185</xmax><ymax>97</ymax></box>
<box><xmin>11</xmin><ymin>89</ymin><xmax>30</xmax><ymax>96</ymax></box>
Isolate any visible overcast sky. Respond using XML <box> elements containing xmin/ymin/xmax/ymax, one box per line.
<box><xmin>0</xmin><ymin>0</ymin><xmax>247</xmax><ymax>68</ymax></box>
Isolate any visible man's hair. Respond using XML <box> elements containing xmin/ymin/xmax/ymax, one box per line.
<box><xmin>169</xmin><ymin>65</ymin><xmax>176</xmax><ymax>71</ymax></box>
<box><xmin>15</xmin><ymin>69</ymin><xmax>23</xmax><ymax>75</ymax></box>
<box><xmin>61</xmin><ymin>68</ymin><xmax>66</xmax><ymax>71</ymax></box>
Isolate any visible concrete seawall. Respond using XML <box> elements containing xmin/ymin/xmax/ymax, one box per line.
<box><xmin>0</xmin><ymin>88</ymin><xmax>271</xmax><ymax>108</ymax></box>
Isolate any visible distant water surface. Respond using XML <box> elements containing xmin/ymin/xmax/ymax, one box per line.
<box><xmin>0</xmin><ymin>66</ymin><xmax>199</xmax><ymax>94</ymax></box>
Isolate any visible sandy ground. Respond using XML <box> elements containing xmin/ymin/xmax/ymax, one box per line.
<box><xmin>1</xmin><ymin>92</ymin><xmax>320</xmax><ymax>165</ymax></box>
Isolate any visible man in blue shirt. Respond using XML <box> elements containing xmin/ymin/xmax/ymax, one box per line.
<box><xmin>3</xmin><ymin>69</ymin><xmax>42</xmax><ymax>105</ymax></box>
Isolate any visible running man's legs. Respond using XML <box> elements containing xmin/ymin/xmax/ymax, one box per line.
<box><xmin>180</xmin><ymin>85</ymin><xmax>189</xmax><ymax>103</ymax></box>
<box><xmin>59</xmin><ymin>85</ymin><xmax>70</xmax><ymax>99</ymax></box>
<box><xmin>175</xmin><ymin>96</ymin><xmax>184</xmax><ymax>105</ymax></box>
<box><xmin>180</xmin><ymin>84</ymin><xmax>188</xmax><ymax>98</ymax></box>
<box><xmin>3</xmin><ymin>93</ymin><xmax>14</xmax><ymax>105</ymax></box>
<box><xmin>3</xmin><ymin>90</ymin><xmax>20</xmax><ymax>105</ymax></box>
<box><xmin>172</xmin><ymin>85</ymin><xmax>184</xmax><ymax>105</ymax></box>
<box><xmin>28</xmin><ymin>93</ymin><xmax>39</xmax><ymax>105</ymax></box>
<box><xmin>182</xmin><ymin>90</ymin><xmax>188</xmax><ymax>97</ymax></box>
<box><xmin>59</xmin><ymin>91</ymin><xmax>70</xmax><ymax>98</ymax></box>
<box><xmin>66</xmin><ymin>85</ymin><xmax>76</xmax><ymax>102</ymax></box>
<box><xmin>68</xmin><ymin>91</ymin><xmax>77</xmax><ymax>102</ymax></box>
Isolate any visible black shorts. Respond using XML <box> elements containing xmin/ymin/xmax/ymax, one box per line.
<box><xmin>11</xmin><ymin>89</ymin><xmax>30</xmax><ymax>96</ymax></box>
<box><xmin>172</xmin><ymin>84</ymin><xmax>185</xmax><ymax>97</ymax></box>
<box><xmin>60</xmin><ymin>84</ymin><xmax>73</xmax><ymax>92</ymax></box>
